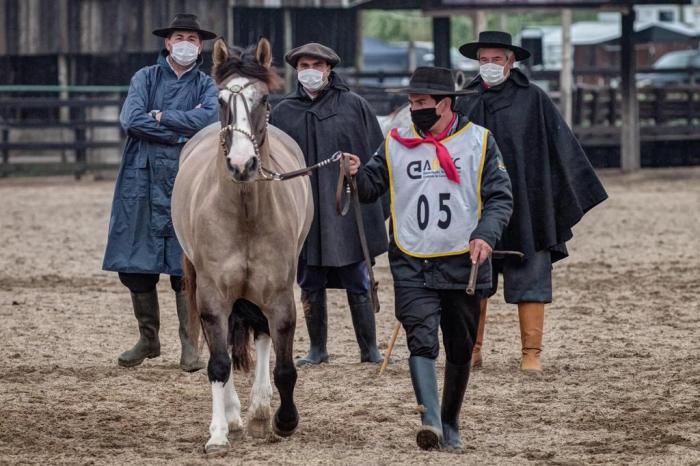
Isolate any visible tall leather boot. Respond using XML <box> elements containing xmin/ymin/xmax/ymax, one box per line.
<box><xmin>347</xmin><ymin>291</ymin><xmax>383</xmax><ymax>363</ymax></box>
<box><xmin>441</xmin><ymin>361</ymin><xmax>470</xmax><ymax>450</ymax></box>
<box><xmin>118</xmin><ymin>290</ymin><xmax>161</xmax><ymax>367</ymax></box>
<box><xmin>175</xmin><ymin>291</ymin><xmax>206</xmax><ymax>372</ymax></box>
<box><xmin>408</xmin><ymin>356</ymin><xmax>443</xmax><ymax>450</ymax></box>
<box><xmin>518</xmin><ymin>302</ymin><xmax>545</xmax><ymax>372</ymax></box>
<box><xmin>296</xmin><ymin>289</ymin><xmax>329</xmax><ymax>367</ymax></box>
<box><xmin>471</xmin><ymin>299</ymin><xmax>488</xmax><ymax>368</ymax></box>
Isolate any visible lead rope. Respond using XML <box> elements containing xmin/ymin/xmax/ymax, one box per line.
<box><xmin>336</xmin><ymin>155</ymin><xmax>380</xmax><ymax>314</ymax></box>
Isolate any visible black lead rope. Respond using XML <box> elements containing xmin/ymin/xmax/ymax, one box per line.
<box><xmin>336</xmin><ymin>155</ymin><xmax>380</xmax><ymax>314</ymax></box>
<box><xmin>259</xmin><ymin>150</ymin><xmax>343</xmax><ymax>182</ymax></box>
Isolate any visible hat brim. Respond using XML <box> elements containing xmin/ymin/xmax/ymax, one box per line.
<box><xmin>285</xmin><ymin>52</ymin><xmax>341</xmax><ymax>68</ymax></box>
<box><xmin>153</xmin><ymin>27</ymin><xmax>217</xmax><ymax>40</ymax></box>
<box><xmin>459</xmin><ymin>42</ymin><xmax>531</xmax><ymax>61</ymax></box>
<box><xmin>385</xmin><ymin>86</ymin><xmax>476</xmax><ymax>96</ymax></box>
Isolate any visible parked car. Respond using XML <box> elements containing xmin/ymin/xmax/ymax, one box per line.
<box><xmin>637</xmin><ymin>49</ymin><xmax>700</xmax><ymax>87</ymax></box>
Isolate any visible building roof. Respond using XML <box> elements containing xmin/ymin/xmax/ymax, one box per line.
<box><xmin>232</xmin><ymin>0</ymin><xmax>370</xmax><ymax>7</ymax></box>
<box><xmin>522</xmin><ymin>21</ymin><xmax>699</xmax><ymax>48</ymax></box>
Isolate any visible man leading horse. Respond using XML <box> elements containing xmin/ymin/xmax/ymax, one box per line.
<box><xmin>344</xmin><ymin>67</ymin><xmax>513</xmax><ymax>450</ymax></box>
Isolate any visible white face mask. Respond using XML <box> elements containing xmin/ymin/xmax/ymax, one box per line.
<box><xmin>480</xmin><ymin>63</ymin><xmax>507</xmax><ymax>86</ymax></box>
<box><xmin>297</xmin><ymin>69</ymin><xmax>325</xmax><ymax>92</ymax></box>
<box><xmin>170</xmin><ymin>41</ymin><xmax>199</xmax><ymax>67</ymax></box>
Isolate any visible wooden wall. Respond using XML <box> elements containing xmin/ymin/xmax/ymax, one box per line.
<box><xmin>233</xmin><ymin>7</ymin><xmax>358</xmax><ymax>68</ymax></box>
<box><xmin>0</xmin><ymin>0</ymin><xmax>230</xmax><ymax>55</ymax></box>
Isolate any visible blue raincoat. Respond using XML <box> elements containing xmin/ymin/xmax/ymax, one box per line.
<box><xmin>102</xmin><ymin>51</ymin><xmax>219</xmax><ymax>276</ymax></box>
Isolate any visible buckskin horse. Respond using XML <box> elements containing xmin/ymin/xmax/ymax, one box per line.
<box><xmin>171</xmin><ymin>37</ymin><xmax>312</xmax><ymax>454</ymax></box>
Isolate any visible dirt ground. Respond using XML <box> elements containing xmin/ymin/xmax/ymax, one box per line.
<box><xmin>0</xmin><ymin>167</ymin><xmax>699</xmax><ymax>465</ymax></box>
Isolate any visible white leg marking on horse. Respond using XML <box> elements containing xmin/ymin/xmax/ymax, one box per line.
<box><xmin>247</xmin><ymin>334</ymin><xmax>273</xmax><ymax>437</ymax></box>
<box><xmin>224</xmin><ymin>369</ymin><xmax>243</xmax><ymax>432</ymax></box>
<box><xmin>206</xmin><ymin>382</ymin><xmax>231</xmax><ymax>451</ymax></box>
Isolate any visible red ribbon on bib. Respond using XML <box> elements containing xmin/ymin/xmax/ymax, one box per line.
<box><xmin>390</xmin><ymin>113</ymin><xmax>460</xmax><ymax>184</ymax></box>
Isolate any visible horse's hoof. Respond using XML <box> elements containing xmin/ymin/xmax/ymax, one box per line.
<box><xmin>273</xmin><ymin>411</ymin><xmax>298</xmax><ymax>438</ymax></box>
<box><xmin>416</xmin><ymin>426</ymin><xmax>442</xmax><ymax>450</ymax></box>
<box><xmin>204</xmin><ymin>441</ymin><xmax>230</xmax><ymax>457</ymax></box>
<box><xmin>229</xmin><ymin>421</ymin><xmax>245</xmax><ymax>440</ymax></box>
<box><xmin>247</xmin><ymin>416</ymin><xmax>273</xmax><ymax>439</ymax></box>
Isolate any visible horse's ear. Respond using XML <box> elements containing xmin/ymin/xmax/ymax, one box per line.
<box><xmin>256</xmin><ymin>37</ymin><xmax>273</xmax><ymax>69</ymax></box>
<box><xmin>213</xmin><ymin>38</ymin><xmax>229</xmax><ymax>67</ymax></box>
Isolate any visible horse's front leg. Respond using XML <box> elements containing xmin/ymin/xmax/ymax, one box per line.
<box><xmin>268</xmin><ymin>292</ymin><xmax>299</xmax><ymax>437</ymax></box>
<box><xmin>247</xmin><ymin>333</ymin><xmax>273</xmax><ymax>438</ymax></box>
<box><xmin>199</xmin><ymin>300</ymin><xmax>232</xmax><ymax>455</ymax></box>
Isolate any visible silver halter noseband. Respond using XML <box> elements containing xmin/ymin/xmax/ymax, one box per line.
<box><xmin>219</xmin><ymin>80</ymin><xmax>272</xmax><ymax>180</ymax></box>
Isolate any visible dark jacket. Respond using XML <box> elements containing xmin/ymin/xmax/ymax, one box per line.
<box><xmin>455</xmin><ymin>69</ymin><xmax>608</xmax><ymax>263</ymax></box>
<box><xmin>270</xmin><ymin>72</ymin><xmax>388</xmax><ymax>267</ymax></box>
<box><xmin>355</xmin><ymin>115</ymin><xmax>513</xmax><ymax>290</ymax></box>
<box><xmin>103</xmin><ymin>51</ymin><xmax>219</xmax><ymax>275</ymax></box>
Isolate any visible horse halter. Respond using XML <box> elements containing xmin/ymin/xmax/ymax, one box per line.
<box><xmin>218</xmin><ymin>80</ymin><xmax>271</xmax><ymax>180</ymax></box>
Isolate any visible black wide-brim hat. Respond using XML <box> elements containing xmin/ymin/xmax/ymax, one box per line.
<box><xmin>285</xmin><ymin>43</ymin><xmax>341</xmax><ymax>68</ymax></box>
<box><xmin>153</xmin><ymin>14</ymin><xmax>217</xmax><ymax>40</ymax></box>
<box><xmin>459</xmin><ymin>30</ymin><xmax>531</xmax><ymax>61</ymax></box>
<box><xmin>389</xmin><ymin>66</ymin><xmax>474</xmax><ymax>96</ymax></box>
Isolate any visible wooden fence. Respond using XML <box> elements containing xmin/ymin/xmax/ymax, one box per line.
<box><xmin>573</xmin><ymin>85</ymin><xmax>700</xmax><ymax>147</ymax></box>
<box><xmin>0</xmin><ymin>85</ymin><xmax>127</xmax><ymax>177</ymax></box>
<box><xmin>1</xmin><ymin>82</ymin><xmax>699</xmax><ymax>177</ymax></box>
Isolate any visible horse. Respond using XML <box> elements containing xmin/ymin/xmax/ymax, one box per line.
<box><xmin>171</xmin><ymin>37</ymin><xmax>312</xmax><ymax>455</ymax></box>
<box><xmin>377</xmin><ymin>102</ymin><xmax>410</xmax><ymax>137</ymax></box>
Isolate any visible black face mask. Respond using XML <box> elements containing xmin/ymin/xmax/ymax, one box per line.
<box><xmin>411</xmin><ymin>107</ymin><xmax>440</xmax><ymax>132</ymax></box>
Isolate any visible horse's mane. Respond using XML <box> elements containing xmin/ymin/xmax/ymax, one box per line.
<box><xmin>213</xmin><ymin>44</ymin><xmax>283</xmax><ymax>91</ymax></box>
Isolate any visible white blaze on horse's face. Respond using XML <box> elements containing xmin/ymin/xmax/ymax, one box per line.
<box><xmin>220</xmin><ymin>76</ymin><xmax>266</xmax><ymax>182</ymax></box>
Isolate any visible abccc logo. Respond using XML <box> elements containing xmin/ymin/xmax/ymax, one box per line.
<box><xmin>406</xmin><ymin>157</ymin><xmax>461</xmax><ymax>179</ymax></box>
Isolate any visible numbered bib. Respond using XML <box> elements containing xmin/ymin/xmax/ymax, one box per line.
<box><xmin>386</xmin><ymin>123</ymin><xmax>489</xmax><ymax>258</ymax></box>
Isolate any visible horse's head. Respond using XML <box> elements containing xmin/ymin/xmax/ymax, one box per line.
<box><xmin>213</xmin><ymin>37</ymin><xmax>283</xmax><ymax>182</ymax></box>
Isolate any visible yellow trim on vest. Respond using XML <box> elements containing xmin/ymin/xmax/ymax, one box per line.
<box><xmin>386</xmin><ymin>135</ymin><xmax>401</xmax><ymax>256</ymax></box>
<box><xmin>476</xmin><ymin>128</ymin><xmax>489</xmax><ymax>220</ymax></box>
<box><xmin>386</xmin><ymin>127</ymin><xmax>476</xmax><ymax>259</ymax></box>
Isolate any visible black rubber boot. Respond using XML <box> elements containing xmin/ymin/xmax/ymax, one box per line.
<box><xmin>408</xmin><ymin>356</ymin><xmax>443</xmax><ymax>450</ymax></box>
<box><xmin>347</xmin><ymin>291</ymin><xmax>383</xmax><ymax>363</ymax></box>
<box><xmin>441</xmin><ymin>361</ymin><xmax>470</xmax><ymax>450</ymax></box>
<box><xmin>296</xmin><ymin>289</ymin><xmax>329</xmax><ymax>367</ymax></box>
<box><xmin>175</xmin><ymin>291</ymin><xmax>206</xmax><ymax>373</ymax></box>
<box><xmin>118</xmin><ymin>290</ymin><xmax>161</xmax><ymax>367</ymax></box>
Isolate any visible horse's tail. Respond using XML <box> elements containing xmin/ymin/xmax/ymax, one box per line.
<box><xmin>228</xmin><ymin>299</ymin><xmax>259</xmax><ymax>372</ymax></box>
<box><xmin>182</xmin><ymin>255</ymin><xmax>202</xmax><ymax>351</ymax></box>
<box><xmin>230</xmin><ymin>311</ymin><xmax>252</xmax><ymax>372</ymax></box>
<box><xmin>230</xmin><ymin>299</ymin><xmax>268</xmax><ymax>372</ymax></box>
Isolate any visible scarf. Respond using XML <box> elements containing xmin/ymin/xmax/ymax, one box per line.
<box><xmin>390</xmin><ymin>113</ymin><xmax>460</xmax><ymax>183</ymax></box>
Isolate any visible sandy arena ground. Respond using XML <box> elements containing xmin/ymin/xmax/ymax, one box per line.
<box><xmin>0</xmin><ymin>167</ymin><xmax>698</xmax><ymax>465</ymax></box>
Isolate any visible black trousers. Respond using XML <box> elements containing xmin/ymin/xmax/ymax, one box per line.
<box><xmin>394</xmin><ymin>287</ymin><xmax>481</xmax><ymax>365</ymax></box>
<box><xmin>118</xmin><ymin>272</ymin><xmax>183</xmax><ymax>294</ymax></box>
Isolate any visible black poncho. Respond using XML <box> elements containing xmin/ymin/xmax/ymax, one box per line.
<box><xmin>456</xmin><ymin>69</ymin><xmax>608</xmax><ymax>262</ymax></box>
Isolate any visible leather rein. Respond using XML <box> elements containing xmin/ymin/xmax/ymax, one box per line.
<box><xmin>336</xmin><ymin>157</ymin><xmax>381</xmax><ymax>314</ymax></box>
<box><xmin>218</xmin><ymin>80</ymin><xmax>380</xmax><ymax>312</ymax></box>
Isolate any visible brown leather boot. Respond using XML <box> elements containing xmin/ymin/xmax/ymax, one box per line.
<box><xmin>518</xmin><ymin>302</ymin><xmax>544</xmax><ymax>372</ymax></box>
<box><xmin>471</xmin><ymin>299</ymin><xmax>488</xmax><ymax>368</ymax></box>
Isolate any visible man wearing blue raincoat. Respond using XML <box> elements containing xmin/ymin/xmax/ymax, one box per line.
<box><xmin>103</xmin><ymin>14</ymin><xmax>219</xmax><ymax>372</ymax></box>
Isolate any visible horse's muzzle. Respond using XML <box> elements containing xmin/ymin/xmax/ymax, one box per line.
<box><xmin>228</xmin><ymin>156</ymin><xmax>259</xmax><ymax>182</ymax></box>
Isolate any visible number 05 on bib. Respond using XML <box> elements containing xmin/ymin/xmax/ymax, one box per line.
<box><xmin>386</xmin><ymin>123</ymin><xmax>489</xmax><ymax>258</ymax></box>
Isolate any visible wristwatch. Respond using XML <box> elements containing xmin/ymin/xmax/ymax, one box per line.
<box><xmin>150</xmin><ymin>110</ymin><xmax>159</xmax><ymax>119</ymax></box>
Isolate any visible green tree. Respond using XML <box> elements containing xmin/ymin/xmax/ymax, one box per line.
<box><xmin>363</xmin><ymin>9</ymin><xmax>597</xmax><ymax>46</ymax></box>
